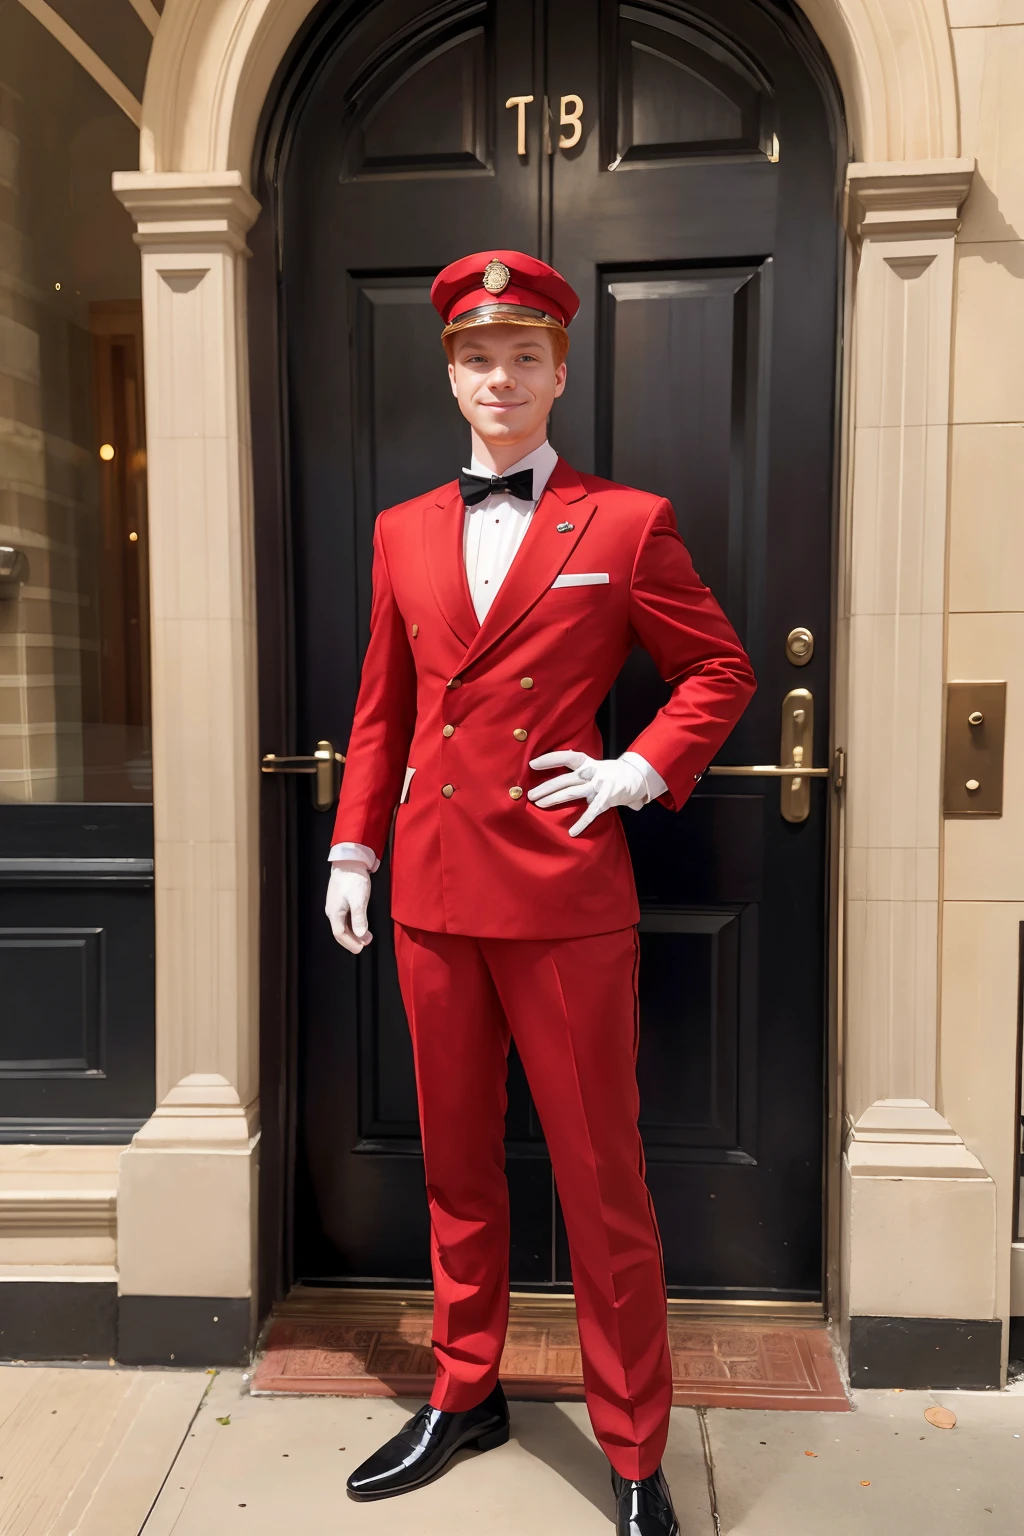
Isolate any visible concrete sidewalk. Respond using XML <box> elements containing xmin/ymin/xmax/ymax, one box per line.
<box><xmin>2</xmin><ymin>1363</ymin><xmax>1022</xmax><ymax>1534</ymax></box>
<box><xmin>145</xmin><ymin>1373</ymin><xmax>1024</xmax><ymax>1535</ymax></box>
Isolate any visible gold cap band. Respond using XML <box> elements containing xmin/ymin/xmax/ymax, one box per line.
<box><xmin>441</xmin><ymin>303</ymin><xmax>568</xmax><ymax>340</ymax></box>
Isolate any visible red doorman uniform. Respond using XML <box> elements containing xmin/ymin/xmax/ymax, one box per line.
<box><xmin>331</xmin><ymin>251</ymin><xmax>756</xmax><ymax>1480</ymax></box>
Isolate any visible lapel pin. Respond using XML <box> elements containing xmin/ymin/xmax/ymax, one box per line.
<box><xmin>556</xmin><ymin>521</ymin><xmax>574</xmax><ymax>533</ymax></box>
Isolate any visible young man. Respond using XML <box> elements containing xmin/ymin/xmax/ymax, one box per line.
<box><xmin>326</xmin><ymin>251</ymin><xmax>755</xmax><ymax>1535</ymax></box>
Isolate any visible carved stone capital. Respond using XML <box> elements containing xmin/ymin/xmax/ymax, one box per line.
<box><xmin>845</xmin><ymin>158</ymin><xmax>975</xmax><ymax>240</ymax></box>
<box><xmin>112</xmin><ymin>170</ymin><xmax>261</xmax><ymax>254</ymax></box>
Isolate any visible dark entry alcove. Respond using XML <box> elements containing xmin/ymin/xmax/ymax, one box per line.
<box><xmin>249</xmin><ymin>0</ymin><xmax>845</xmax><ymax>1319</ymax></box>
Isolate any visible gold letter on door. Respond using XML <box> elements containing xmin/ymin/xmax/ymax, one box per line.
<box><xmin>505</xmin><ymin>95</ymin><xmax>534</xmax><ymax>155</ymax></box>
<box><xmin>559</xmin><ymin>94</ymin><xmax>583</xmax><ymax>148</ymax></box>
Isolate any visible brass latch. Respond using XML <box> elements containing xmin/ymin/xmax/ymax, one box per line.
<box><xmin>943</xmin><ymin>682</ymin><xmax>1006</xmax><ymax>816</ymax></box>
<box><xmin>706</xmin><ymin>688</ymin><xmax>830</xmax><ymax>823</ymax></box>
<box><xmin>261</xmin><ymin>739</ymin><xmax>345</xmax><ymax>812</ymax></box>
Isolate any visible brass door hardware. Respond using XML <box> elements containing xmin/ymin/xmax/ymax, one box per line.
<box><xmin>559</xmin><ymin>94</ymin><xmax>584</xmax><ymax>147</ymax></box>
<box><xmin>507</xmin><ymin>93</ymin><xmax>583</xmax><ymax>155</ymax></box>
<box><xmin>943</xmin><ymin>681</ymin><xmax>1006</xmax><ymax>816</ymax></box>
<box><xmin>785</xmin><ymin>626</ymin><xmax>814</xmax><ymax>666</ymax></box>
<box><xmin>505</xmin><ymin>94</ymin><xmax>534</xmax><ymax>155</ymax></box>
<box><xmin>706</xmin><ymin>688</ymin><xmax>828</xmax><ymax>823</ymax></box>
<box><xmin>261</xmin><ymin>739</ymin><xmax>345</xmax><ymax>812</ymax></box>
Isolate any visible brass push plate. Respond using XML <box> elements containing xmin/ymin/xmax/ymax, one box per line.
<box><xmin>943</xmin><ymin>682</ymin><xmax>1006</xmax><ymax>816</ymax></box>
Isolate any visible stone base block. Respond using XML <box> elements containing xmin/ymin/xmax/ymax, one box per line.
<box><xmin>0</xmin><ymin>1278</ymin><xmax>118</xmax><ymax>1359</ymax></box>
<box><xmin>118</xmin><ymin>1294</ymin><xmax>253</xmax><ymax>1366</ymax></box>
<box><xmin>848</xmin><ymin>1316</ymin><xmax>1002</xmax><ymax>1388</ymax></box>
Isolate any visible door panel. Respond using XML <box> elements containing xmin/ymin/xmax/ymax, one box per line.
<box><xmin>270</xmin><ymin>0</ymin><xmax>840</xmax><ymax>1298</ymax></box>
<box><xmin>549</xmin><ymin>0</ymin><xmax>839</xmax><ymax>1297</ymax></box>
<box><xmin>284</xmin><ymin>0</ymin><xmax>556</xmax><ymax>1285</ymax></box>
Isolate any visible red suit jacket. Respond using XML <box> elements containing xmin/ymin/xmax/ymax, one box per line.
<box><xmin>332</xmin><ymin>458</ymin><xmax>756</xmax><ymax>939</ymax></box>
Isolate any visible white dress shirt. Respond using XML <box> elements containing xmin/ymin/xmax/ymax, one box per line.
<box><xmin>462</xmin><ymin>439</ymin><xmax>557</xmax><ymax>621</ymax></box>
<box><xmin>330</xmin><ymin>441</ymin><xmax>666</xmax><ymax>867</ymax></box>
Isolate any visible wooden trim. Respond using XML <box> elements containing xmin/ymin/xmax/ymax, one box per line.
<box><xmin>15</xmin><ymin>0</ymin><xmax>143</xmax><ymax>126</ymax></box>
<box><xmin>278</xmin><ymin>1285</ymin><xmax>824</xmax><ymax>1323</ymax></box>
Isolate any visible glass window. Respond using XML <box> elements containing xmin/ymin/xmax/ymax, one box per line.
<box><xmin>0</xmin><ymin>0</ymin><xmax>150</xmax><ymax>801</ymax></box>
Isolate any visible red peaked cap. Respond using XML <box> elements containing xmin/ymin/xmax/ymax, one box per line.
<box><xmin>431</xmin><ymin>250</ymin><xmax>580</xmax><ymax>336</ymax></box>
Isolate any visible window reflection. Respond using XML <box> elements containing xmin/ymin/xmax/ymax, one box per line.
<box><xmin>0</xmin><ymin>0</ymin><xmax>150</xmax><ymax>801</ymax></box>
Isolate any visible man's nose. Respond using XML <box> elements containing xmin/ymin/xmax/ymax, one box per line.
<box><xmin>487</xmin><ymin>367</ymin><xmax>516</xmax><ymax>389</ymax></box>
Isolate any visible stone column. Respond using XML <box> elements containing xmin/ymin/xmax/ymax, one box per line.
<box><xmin>110</xmin><ymin>171</ymin><xmax>261</xmax><ymax>1364</ymax></box>
<box><xmin>839</xmin><ymin>160</ymin><xmax>1001</xmax><ymax>1385</ymax></box>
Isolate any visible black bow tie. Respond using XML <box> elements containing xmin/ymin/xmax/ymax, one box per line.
<box><xmin>459</xmin><ymin>468</ymin><xmax>534</xmax><ymax>506</ymax></box>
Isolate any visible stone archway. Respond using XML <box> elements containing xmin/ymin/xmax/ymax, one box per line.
<box><xmin>139</xmin><ymin>0</ymin><xmax>961</xmax><ymax>176</ymax></box>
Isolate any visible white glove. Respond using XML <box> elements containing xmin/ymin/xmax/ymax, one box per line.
<box><xmin>325</xmin><ymin>861</ymin><xmax>373</xmax><ymax>954</ymax></box>
<box><xmin>527</xmin><ymin>751</ymin><xmax>653</xmax><ymax>837</ymax></box>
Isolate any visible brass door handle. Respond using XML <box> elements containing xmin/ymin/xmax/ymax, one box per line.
<box><xmin>261</xmin><ymin>739</ymin><xmax>345</xmax><ymax>812</ymax></box>
<box><xmin>705</xmin><ymin>689</ymin><xmax>830</xmax><ymax>823</ymax></box>
<box><xmin>706</xmin><ymin>765</ymin><xmax>830</xmax><ymax>777</ymax></box>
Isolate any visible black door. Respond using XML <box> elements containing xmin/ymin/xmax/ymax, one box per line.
<box><xmin>263</xmin><ymin>0</ymin><xmax>841</xmax><ymax>1302</ymax></box>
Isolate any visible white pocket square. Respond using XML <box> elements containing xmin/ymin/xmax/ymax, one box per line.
<box><xmin>551</xmin><ymin>572</ymin><xmax>610</xmax><ymax>588</ymax></box>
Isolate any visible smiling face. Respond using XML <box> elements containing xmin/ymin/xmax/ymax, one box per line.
<box><xmin>447</xmin><ymin>324</ymin><xmax>567</xmax><ymax>471</ymax></box>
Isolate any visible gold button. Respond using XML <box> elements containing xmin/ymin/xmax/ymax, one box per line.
<box><xmin>441</xmin><ymin>783</ymin><xmax>455</xmax><ymax>798</ymax></box>
<box><xmin>447</xmin><ymin>677</ymin><xmax>462</xmax><ymax>690</ymax></box>
<box><xmin>412</xmin><ymin>623</ymin><xmax>419</xmax><ymax>637</ymax></box>
<box><xmin>442</xmin><ymin>724</ymin><xmax>455</xmax><ymax>738</ymax></box>
<box><xmin>509</xmin><ymin>786</ymin><xmax>524</xmax><ymax>800</ymax></box>
<box><xmin>520</xmin><ymin>677</ymin><xmax>534</xmax><ymax>689</ymax></box>
<box><xmin>513</xmin><ymin>728</ymin><xmax>528</xmax><ymax>742</ymax></box>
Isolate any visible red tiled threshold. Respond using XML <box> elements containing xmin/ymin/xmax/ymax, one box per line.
<box><xmin>252</xmin><ymin>1290</ymin><xmax>850</xmax><ymax>1412</ymax></box>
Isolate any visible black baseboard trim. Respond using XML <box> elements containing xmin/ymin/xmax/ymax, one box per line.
<box><xmin>0</xmin><ymin>1280</ymin><xmax>118</xmax><ymax>1360</ymax></box>
<box><xmin>1009</xmin><ymin>1316</ymin><xmax>1024</xmax><ymax>1366</ymax></box>
<box><xmin>849</xmin><ymin>1315</ymin><xmax>1002</xmax><ymax>1389</ymax></box>
<box><xmin>117</xmin><ymin>1295</ymin><xmax>252</xmax><ymax>1366</ymax></box>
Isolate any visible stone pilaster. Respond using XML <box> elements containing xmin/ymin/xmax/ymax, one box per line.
<box><xmin>110</xmin><ymin>172</ymin><xmax>261</xmax><ymax>1358</ymax></box>
<box><xmin>839</xmin><ymin>161</ymin><xmax>999</xmax><ymax>1375</ymax></box>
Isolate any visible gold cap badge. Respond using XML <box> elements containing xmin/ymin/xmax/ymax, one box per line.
<box><xmin>482</xmin><ymin>259</ymin><xmax>511</xmax><ymax>294</ymax></box>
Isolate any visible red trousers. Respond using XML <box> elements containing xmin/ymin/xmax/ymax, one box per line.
<box><xmin>394</xmin><ymin>922</ymin><xmax>673</xmax><ymax>1479</ymax></box>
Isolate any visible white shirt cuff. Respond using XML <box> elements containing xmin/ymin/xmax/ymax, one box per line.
<box><xmin>620</xmin><ymin>752</ymin><xmax>669</xmax><ymax>807</ymax></box>
<box><xmin>329</xmin><ymin>842</ymin><xmax>379</xmax><ymax>872</ymax></box>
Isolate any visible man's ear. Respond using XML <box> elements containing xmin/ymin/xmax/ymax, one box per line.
<box><xmin>552</xmin><ymin>361</ymin><xmax>567</xmax><ymax>399</ymax></box>
<box><xmin>448</xmin><ymin>361</ymin><xmax>458</xmax><ymax>397</ymax></box>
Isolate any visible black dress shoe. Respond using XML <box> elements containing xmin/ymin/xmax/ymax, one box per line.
<box><xmin>612</xmin><ymin>1465</ymin><xmax>681</xmax><ymax>1535</ymax></box>
<box><xmin>346</xmin><ymin>1381</ymin><xmax>509</xmax><ymax>1501</ymax></box>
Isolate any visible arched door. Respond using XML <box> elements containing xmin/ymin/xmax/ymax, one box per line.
<box><xmin>258</xmin><ymin>0</ymin><xmax>842</xmax><ymax>1303</ymax></box>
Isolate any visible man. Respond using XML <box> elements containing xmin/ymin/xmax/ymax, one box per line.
<box><xmin>326</xmin><ymin>251</ymin><xmax>755</xmax><ymax>1535</ymax></box>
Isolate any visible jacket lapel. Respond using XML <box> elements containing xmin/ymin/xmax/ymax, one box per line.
<box><xmin>424</xmin><ymin>482</ymin><xmax>479</xmax><ymax>648</ymax></box>
<box><xmin>456</xmin><ymin>458</ymin><xmax>596</xmax><ymax>676</ymax></box>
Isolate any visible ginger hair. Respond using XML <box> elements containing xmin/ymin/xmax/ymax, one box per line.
<box><xmin>443</xmin><ymin>326</ymin><xmax>570</xmax><ymax>368</ymax></box>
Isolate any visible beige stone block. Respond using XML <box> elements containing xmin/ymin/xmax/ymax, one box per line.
<box><xmin>842</xmin><ymin>1156</ymin><xmax>997</xmax><ymax>1318</ymax></box>
<box><xmin>945</xmin><ymin>612</ymin><xmax>1024</xmax><ymax>899</ymax></box>
<box><xmin>854</xmin><ymin>237</ymin><xmax>955</xmax><ymax>429</ymax></box>
<box><xmin>0</xmin><ymin>1233</ymin><xmax>116</xmax><ymax>1265</ymax></box>
<box><xmin>956</xmin><ymin>25</ymin><xmax>1024</xmax><ymax>242</ymax></box>
<box><xmin>939</xmin><ymin>899</ymin><xmax>1024</xmax><ymax>1323</ymax></box>
<box><xmin>953</xmin><ymin>243</ymin><xmax>1024</xmax><ymax>423</ymax></box>
<box><xmin>117</xmin><ymin>1142</ymin><xmax>257</xmax><ymax>1298</ymax></box>
<box><xmin>845</xmin><ymin>893</ymin><xmax>939</xmax><ymax>1110</ymax></box>
<box><xmin>845</xmin><ymin>610</ymin><xmax>943</xmax><ymax>852</ymax></box>
<box><xmin>849</xmin><ymin>425</ymin><xmax>948</xmax><ymax>617</ymax></box>
<box><xmin>949</xmin><ymin>0</ymin><xmax>1024</xmax><ymax>22</ymax></box>
<box><xmin>949</xmin><ymin>423</ymin><xmax>1024</xmax><ymax>611</ymax></box>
